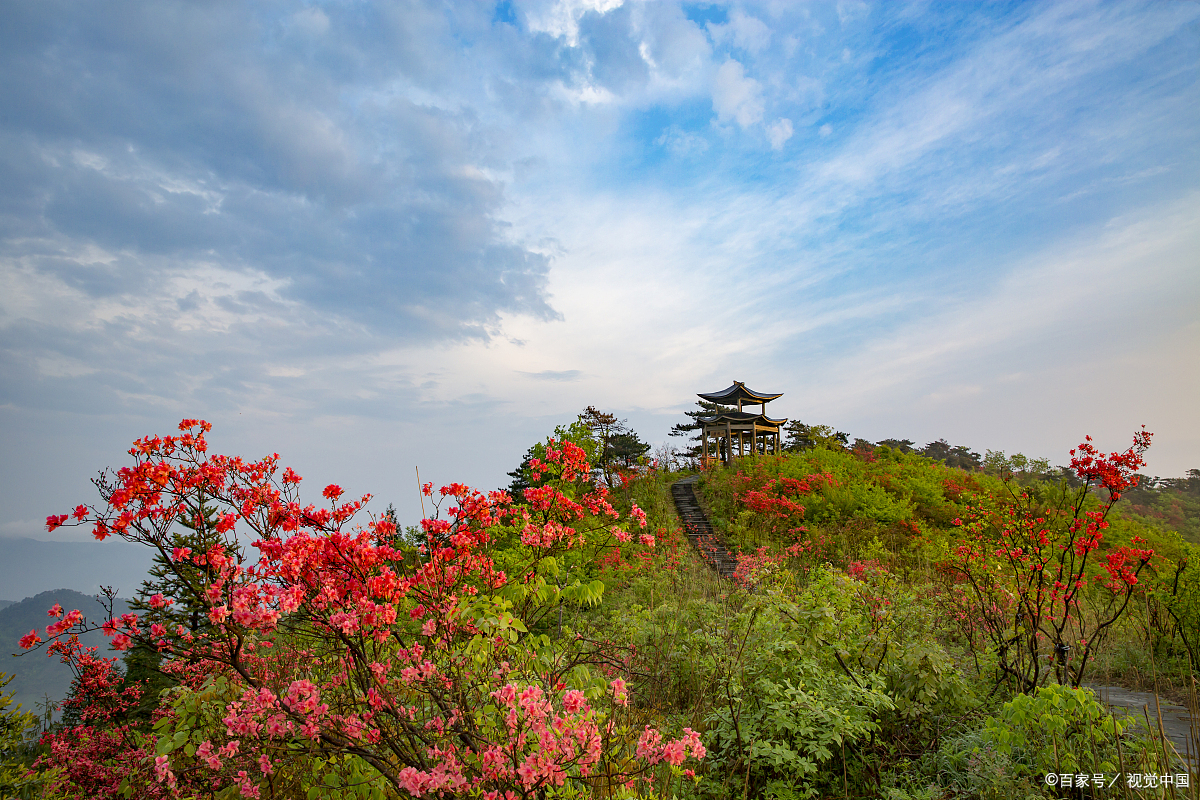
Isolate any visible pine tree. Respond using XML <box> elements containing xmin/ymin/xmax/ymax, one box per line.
<box><xmin>506</xmin><ymin>446</ymin><xmax>536</xmax><ymax>497</ymax></box>
<box><xmin>607</xmin><ymin>431</ymin><xmax>651</xmax><ymax>468</ymax></box>
<box><xmin>129</xmin><ymin>499</ymin><xmax>222</xmax><ymax>640</ymax></box>
<box><xmin>782</xmin><ymin>420</ymin><xmax>849</xmax><ymax>452</ymax></box>
<box><xmin>668</xmin><ymin>400</ymin><xmax>723</xmax><ymax>459</ymax></box>
<box><xmin>579</xmin><ymin>407</ymin><xmax>651</xmax><ymax>484</ymax></box>
<box><xmin>122</xmin><ymin>498</ymin><xmax>225</xmax><ymax>718</ymax></box>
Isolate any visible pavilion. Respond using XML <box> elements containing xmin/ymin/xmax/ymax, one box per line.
<box><xmin>697</xmin><ymin>381</ymin><xmax>786</xmax><ymax>465</ymax></box>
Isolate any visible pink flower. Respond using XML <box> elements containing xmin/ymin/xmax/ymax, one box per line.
<box><xmin>196</xmin><ymin>740</ymin><xmax>221</xmax><ymax>770</ymax></box>
<box><xmin>491</xmin><ymin>684</ymin><xmax>518</xmax><ymax>707</ymax></box>
<box><xmin>18</xmin><ymin>630</ymin><xmax>40</xmax><ymax>649</ymax></box>
<box><xmin>661</xmin><ymin>738</ymin><xmax>687</xmax><ymax>765</ymax></box>
<box><xmin>518</xmin><ymin>685</ymin><xmax>544</xmax><ymax>711</ymax></box>
<box><xmin>561</xmin><ymin>689</ymin><xmax>587</xmax><ymax>714</ymax></box>
<box><xmin>636</xmin><ymin>725</ymin><xmax>663</xmax><ymax>760</ymax></box>
<box><xmin>610</xmin><ymin>678</ymin><xmax>629</xmax><ymax>707</ymax></box>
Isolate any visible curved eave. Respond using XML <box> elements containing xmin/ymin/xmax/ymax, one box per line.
<box><xmin>700</xmin><ymin>412</ymin><xmax>787</xmax><ymax>426</ymax></box>
<box><xmin>698</xmin><ymin>381</ymin><xmax>783</xmax><ymax>405</ymax></box>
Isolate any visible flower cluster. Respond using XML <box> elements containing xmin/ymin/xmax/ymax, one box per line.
<box><xmin>26</xmin><ymin>419</ymin><xmax>701</xmax><ymax>798</ymax></box>
<box><xmin>941</xmin><ymin>430</ymin><xmax>1156</xmax><ymax>690</ymax></box>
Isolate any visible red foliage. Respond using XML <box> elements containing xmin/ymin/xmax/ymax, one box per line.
<box><xmin>941</xmin><ymin>430</ymin><xmax>1155</xmax><ymax>690</ymax></box>
<box><xmin>26</xmin><ymin>421</ymin><xmax>701</xmax><ymax>798</ymax></box>
<box><xmin>34</xmin><ymin>636</ymin><xmax>167</xmax><ymax>799</ymax></box>
<box><xmin>732</xmin><ymin>469</ymin><xmax>835</xmax><ymax>539</ymax></box>
<box><xmin>1069</xmin><ymin>426</ymin><xmax>1152</xmax><ymax>501</ymax></box>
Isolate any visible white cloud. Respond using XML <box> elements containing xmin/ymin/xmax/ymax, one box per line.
<box><xmin>288</xmin><ymin>7</ymin><xmax>329</xmax><ymax>37</ymax></box>
<box><xmin>1</xmin><ymin>0</ymin><xmax>1198</xmax><ymax>565</ymax></box>
<box><xmin>712</xmin><ymin>59</ymin><xmax>763</xmax><ymax>128</ymax></box>
<box><xmin>655</xmin><ymin>124</ymin><xmax>709</xmax><ymax>156</ymax></box>
<box><xmin>521</xmin><ymin>0</ymin><xmax>627</xmax><ymax>45</ymax></box>
<box><xmin>708</xmin><ymin>10</ymin><xmax>771</xmax><ymax>54</ymax></box>
<box><xmin>767</xmin><ymin>118</ymin><xmax>793</xmax><ymax>149</ymax></box>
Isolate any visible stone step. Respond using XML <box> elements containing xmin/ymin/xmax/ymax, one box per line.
<box><xmin>671</xmin><ymin>476</ymin><xmax>739</xmax><ymax>580</ymax></box>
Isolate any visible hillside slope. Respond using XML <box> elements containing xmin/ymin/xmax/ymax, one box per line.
<box><xmin>1</xmin><ymin>589</ymin><xmax>130</xmax><ymax>717</ymax></box>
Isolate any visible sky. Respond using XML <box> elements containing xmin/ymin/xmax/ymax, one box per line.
<box><xmin>1</xmin><ymin>0</ymin><xmax>1198</xmax><ymax>565</ymax></box>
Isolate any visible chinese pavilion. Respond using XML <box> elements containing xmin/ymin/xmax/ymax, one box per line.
<box><xmin>697</xmin><ymin>381</ymin><xmax>786</xmax><ymax>465</ymax></box>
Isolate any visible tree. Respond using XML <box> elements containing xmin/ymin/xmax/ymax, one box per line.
<box><xmin>942</xmin><ymin>429</ymin><xmax>1155</xmax><ymax>691</ymax></box>
<box><xmin>123</xmin><ymin>498</ymin><xmax>224</xmax><ymax>718</ymax></box>
<box><xmin>505</xmin><ymin>415</ymin><xmax>600</xmax><ymax>498</ymax></box>
<box><xmin>920</xmin><ymin>439</ymin><xmax>982</xmax><ymax>471</ymax></box>
<box><xmin>982</xmin><ymin>449</ymin><xmax>1051</xmax><ymax>478</ymax></box>
<box><xmin>505</xmin><ymin>445</ymin><xmax>536</xmax><ymax>496</ymax></box>
<box><xmin>30</xmin><ymin>420</ymin><xmax>703</xmax><ymax>799</ymax></box>
<box><xmin>579</xmin><ymin>406</ymin><xmax>648</xmax><ymax>485</ymax></box>
<box><xmin>1</xmin><ymin>672</ymin><xmax>45</xmax><ymax>799</ymax></box>
<box><xmin>877</xmin><ymin>438</ymin><xmax>915</xmax><ymax>454</ymax></box>
<box><xmin>669</xmin><ymin>399</ymin><xmax>724</xmax><ymax>460</ymax></box>
<box><xmin>783</xmin><ymin>421</ymin><xmax>849</xmax><ymax>453</ymax></box>
<box><xmin>606</xmin><ymin>431</ymin><xmax>651</xmax><ymax>469</ymax></box>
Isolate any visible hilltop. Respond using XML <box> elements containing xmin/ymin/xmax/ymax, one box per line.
<box><xmin>1</xmin><ymin>589</ymin><xmax>130</xmax><ymax>717</ymax></box>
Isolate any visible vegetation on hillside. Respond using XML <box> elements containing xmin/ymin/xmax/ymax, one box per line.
<box><xmin>3</xmin><ymin>414</ymin><xmax>1197</xmax><ymax>799</ymax></box>
<box><xmin>1</xmin><ymin>590</ymin><xmax>130</xmax><ymax>719</ymax></box>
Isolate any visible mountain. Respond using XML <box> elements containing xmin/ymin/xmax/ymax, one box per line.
<box><xmin>1</xmin><ymin>589</ymin><xmax>131</xmax><ymax>718</ymax></box>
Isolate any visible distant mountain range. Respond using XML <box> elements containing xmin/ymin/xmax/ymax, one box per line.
<box><xmin>1</xmin><ymin>589</ymin><xmax>131</xmax><ymax>718</ymax></box>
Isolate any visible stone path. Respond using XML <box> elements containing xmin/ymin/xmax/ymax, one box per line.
<box><xmin>1088</xmin><ymin>684</ymin><xmax>1198</xmax><ymax>767</ymax></box>
<box><xmin>670</xmin><ymin>475</ymin><xmax>738</xmax><ymax>580</ymax></box>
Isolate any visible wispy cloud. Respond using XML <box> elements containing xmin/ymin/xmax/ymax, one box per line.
<box><xmin>0</xmin><ymin>0</ymin><xmax>1196</xmax><ymax>567</ymax></box>
<box><xmin>520</xmin><ymin>369</ymin><xmax>583</xmax><ymax>381</ymax></box>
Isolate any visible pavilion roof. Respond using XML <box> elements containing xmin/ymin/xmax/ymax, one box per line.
<box><xmin>700</xmin><ymin>410</ymin><xmax>787</xmax><ymax>427</ymax></box>
<box><xmin>698</xmin><ymin>381</ymin><xmax>783</xmax><ymax>406</ymax></box>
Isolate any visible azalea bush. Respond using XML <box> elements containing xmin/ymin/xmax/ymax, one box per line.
<box><xmin>24</xmin><ymin>420</ymin><xmax>703</xmax><ymax>799</ymax></box>
<box><xmin>31</xmin><ymin>632</ymin><xmax>167</xmax><ymax>799</ymax></box>
<box><xmin>939</xmin><ymin>429</ymin><xmax>1156</xmax><ymax>691</ymax></box>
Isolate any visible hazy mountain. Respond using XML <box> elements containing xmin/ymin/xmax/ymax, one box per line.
<box><xmin>1</xmin><ymin>589</ymin><xmax>131</xmax><ymax>718</ymax></box>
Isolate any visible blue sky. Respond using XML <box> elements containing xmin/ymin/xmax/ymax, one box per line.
<box><xmin>1</xmin><ymin>0</ymin><xmax>1197</xmax><ymax>560</ymax></box>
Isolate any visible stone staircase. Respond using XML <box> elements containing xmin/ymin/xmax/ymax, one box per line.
<box><xmin>670</xmin><ymin>475</ymin><xmax>738</xmax><ymax>580</ymax></box>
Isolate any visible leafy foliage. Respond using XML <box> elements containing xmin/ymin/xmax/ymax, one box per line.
<box><xmin>669</xmin><ymin>399</ymin><xmax>726</xmax><ymax>460</ymax></box>
<box><xmin>782</xmin><ymin>421</ymin><xmax>849</xmax><ymax>453</ymax></box>
<box><xmin>0</xmin><ymin>672</ymin><xmax>46</xmax><ymax>799</ymax></box>
<box><xmin>21</xmin><ymin>416</ymin><xmax>1198</xmax><ymax>800</ymax></box>
<box><xmin>29</xmin><ymin>420</ymin><xmax>699</xmax><ymax>799</ymax></box>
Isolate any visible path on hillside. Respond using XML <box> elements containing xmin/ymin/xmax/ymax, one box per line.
<box><xmin>670</xmin><ymin>475</ymin><xmax>738</xmax><ymax>580</ymax></box>
<box><xmin>1087</xmin><ymin>685</ymin><xmax>1198</xmax><ymax>767</ymax></box>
